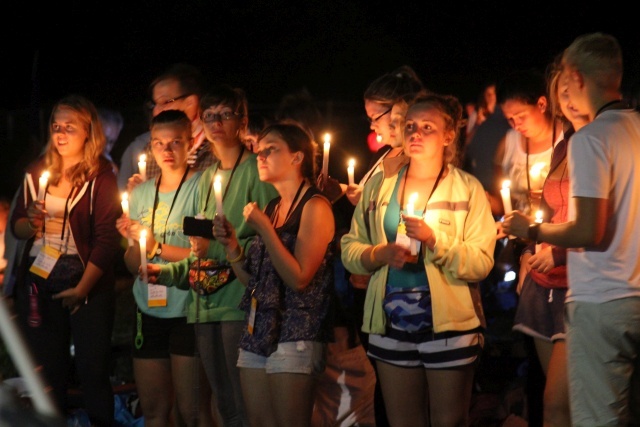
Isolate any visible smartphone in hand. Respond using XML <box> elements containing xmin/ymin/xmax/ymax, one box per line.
<box><xmin>183</xmin><ymin>216</ymin><xmax>215</xmax><ymax>240</ymax></box>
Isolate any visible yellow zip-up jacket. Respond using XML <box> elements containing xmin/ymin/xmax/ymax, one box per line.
<box><xmin>341</xmin><ymin>155</ymin><xmax>496</xmax><ymax>335</ymax></box>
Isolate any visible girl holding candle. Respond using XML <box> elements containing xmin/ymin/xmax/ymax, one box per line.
<box><xmin>507</xmin><ymin>62</ymin><xmax>590</xmax><ymax>427</ymax></box>
<box><xmin>115</xmin><ymin>110</ymin><xmax>213</xmax><ymax>427</ymax></box>
<box><xmin>10</xmin><ymin>95</ymin><xmax>122</xmax><ymax>426</ymax></box>
<box><xmin>341</xmin><ymin>94</ymin><xmax>496</xmax><ymax>426</ymax></box>
<box><xmin>211</xmin><ymin>122</ymin><xmax>335</xmax><ymax>427</ymax></box>
<box><xmin>494</xmin><ymin>69</ymin><xmax>564</xmax><ymax>216</ymax></box>
<box><xmin>345</xmin><ymin>67</ymin><xmax>426</xmax><ymax>427</ymax></box>
<box><xmin>146</xmin><ymin>84</ymin><xmax>277</xmax><ymax>427</ymax></box>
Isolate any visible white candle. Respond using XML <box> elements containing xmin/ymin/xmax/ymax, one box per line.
<box><xmin>121</xmin><ymin>192</ymin><xmax>134</xmax><ymax>246</ymax></box>
<box><xmin>535</xmin><ymin>210</ymin><xmax>543</xmax><ymax>253</ymax></box>
<box><xmin>213</xmin><ymin>174</ymin><xmax>224</xmax><ymax>217</ymax></box>
<box><xmin>500</xmin><ymin>180</ymin><xmax>512</xmax><ymax>214</ymax></box>
<box><xmin>139</xmin><ymin>229</ymin><xmax>148</xmax><ymax>284</ymax></box>
<box><xmin>406</xmin><ymin>192</ymin><xmax>419</xmax><ymax>216</ymax></box>
<box><xmin>138</xmin><ymin>154</ymin><xmax>147</xmax><ymax>181</ymax></box>
<box><xmin>322</xmin><ymin>133</ymin><xmax>331</xmax><ymax>178</ymax></box>
<box><xmin>406</xmin><ymin>192</ymin><xmax>419</xmax><ymax>255</ymax></box>
<box><xmin>37</xmin><ymin>171</ymin><xmax>49</xmax><ymax>201</ymax></box>
<box><xmin>347</xmin><ymin>158</ymin><xmax>355</xmax><ymax>186</ymax></box>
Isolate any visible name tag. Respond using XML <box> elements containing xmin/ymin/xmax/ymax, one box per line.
<box><xmin>30</xmin><ymin>246</ymin><xmax>62</xmax><ymax>279</ymax></box>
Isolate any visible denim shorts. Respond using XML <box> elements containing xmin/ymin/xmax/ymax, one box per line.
<box><xmin>512</xmin><ymin>274</ymin><xmax>567</xmax><ymax>342</ymax></box>
<box><xmin>237</xmin><ymin>341</ymin><xmax>326</xmax><ymax>375</ymax></box>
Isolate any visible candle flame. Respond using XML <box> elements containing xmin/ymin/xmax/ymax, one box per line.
<box><xmin>409</xmin><ymin>192</ymin><xmax>419</xmax><ymax>204</ymax></box>
<box><xmin>140</xmin><ymin>229</ymin><xmax>147</xmax><ymax>240</ymax></box>
<box><xmin>529</xmin><ymin>162</ymin><xmax>546</xmax><ymax>178</ymax></box>
<box><xmin>348</xmin><ymin>158</ymin><xmax>355</xmax><ymax>168</ymax></box>
<box><xmin>535</xmin><ymin>210</ymin><xmax>543</xmax><ymax>223</ymax></box>
<box><xmin>121</xmin><ymin>192</ymin><xmax>128</xmax><ymax>202</ymax></box>
<box><xmin>323</xmin><ymin>133</ymin><xmax>331</xmax><ymax>145</ymax></box>
<box><xmin>214</xmin><ymin>174</ymin><xmax>222</xmax><ymax>184</ymax></box>
<box><xmin>139</xmin><ymin>154</ymin><xmax>146</xmax><ymax>163</ymax></box>
<box><xmin>41</xmin><ymin>171</ymin><xmax>50</xmax><ymax>180</ymax></box>
<box><xmin>376</xmin><ymin>134</ymin><xmax>382</xmax><ymax>143</ymax></box>
<box><xmin>502</xmin><ymin>180</ymin><xmax>511</xmax><ymax>190</ymax></box>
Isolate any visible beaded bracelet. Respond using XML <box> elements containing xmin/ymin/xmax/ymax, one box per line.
<box><xmin>226</xmin><ymin>246</ymin><xmax>245</xmax><ymax>263</ymax></box>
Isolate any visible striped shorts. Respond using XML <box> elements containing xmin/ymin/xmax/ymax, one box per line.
<box><xmin>367</xmin><ymin>326</ymin><xmax>483</xmax><ymax>369</ymax></box>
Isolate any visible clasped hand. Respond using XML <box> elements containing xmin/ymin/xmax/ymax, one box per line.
<box><xmin>501</xmin><ymin>211</ymin><xmax>532</xmax><ymax>239</ymax></box>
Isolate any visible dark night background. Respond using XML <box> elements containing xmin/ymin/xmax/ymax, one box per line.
<box><xmin>2</xmin><ymin>1</ymin><xmax>639</xmax><ymax>199</ymax></box>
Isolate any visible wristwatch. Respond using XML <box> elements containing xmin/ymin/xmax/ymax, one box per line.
<box><xmin>155</xmin><ymin>242</ymin><xmax>163</xmax><ymax>257</ymax></box>
<box><xmin>528</xmin><ymin>222</ymin><xmax>541</xmax><ymax>242</ymax></box>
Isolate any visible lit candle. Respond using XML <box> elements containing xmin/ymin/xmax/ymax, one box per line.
<box><xmin>37</xmin><ymin>171</ymin><xmax>49</xmax><ymax>201</ymax></box>
<box><xmin>376</xmin><ymin>134</ymin><xmax>382</xmax><ymax>143</ymax></box>
<box><xmin>535</xmin><ymin>210</ymin><xmax>543</xmax><ymax>253</ymax></box>
<box><xmin>121</xmin><ymin>192</ymin><xmax>134</xmax><ymax>246</ymax></box>
<box><xmin>139</xmin><ymin>229</ymin><xmax>148</xmax><ymax>284</ymax></box>
<box><xmin>500</xmin><ymin>180</ymin><xmax>512</xmax><ymax>214</ymax></box>
<box><xmin>213</xmin><ymin>174</ymin><xmax>224</xmax><ymax>217</ymax></box>
<box><xmin>529</xmin><ymin>162</ymin><xmax>547</xmax><ymax>190</ymax></box>
<box><xmin>535</xmin><ymin>210</ymin><xmax>543</xmax><ymax>224</ymax></box>
<box><xmin>138</xmin><ymin>154</ymin><xmax>147</xmax><ymax>181</ymax></box>
<box><xmin>406</xmin><ymin>192</ymin><xmax>419</xmax><ymax>256</ymax></box>
<box><xmin>347</xmin><ymin>158</ymin><xmax>355</xmax><ymax>186</ymax></box>
<box><xmin>322</xmin><ymin>133</ymin><xmax>331</xmax><ymax>179</ymax></box>
<box><xmin>406</xmin><ymin>192</ymin><xmax>419</xmax><ymax>216</ymax></box>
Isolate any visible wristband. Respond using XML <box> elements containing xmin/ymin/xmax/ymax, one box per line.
<box><xmin>226</xmin><ymin>246</ymin><xmax>245</xmax><ymax>263</ymax></box>
<box><xmin>147</xmin><ymin>241</ymin><xmax>159</xmax><ymax>260</ymax></box>
<box><xmin>528</xmin><ymin>222</ymin><xmax>541</xmax><ymax>242</ymax></box>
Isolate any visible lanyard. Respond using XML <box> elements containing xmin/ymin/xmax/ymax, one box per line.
<box><xmin>400</xmin><ymin>162</ymin><xmax>445</xmax><ymax>221</ymax></box>
<box><xmin>150</xmin><ymin>168</ymin><xmax>189</xmax><ymax>244</ymax></box>
<box><xmin>203</xmin><ymin>146</ymin><xmax>245</xmax><ymax>213</ymax></box>
<box><xmin>595</xmin><ymin>99</ymin><xmax>624</xmax><ymax>118</ymax></box>
<box><xmin>269</xmin><ymin>180</ymin><xmax>306</xmax><ymax>228</ymax></box>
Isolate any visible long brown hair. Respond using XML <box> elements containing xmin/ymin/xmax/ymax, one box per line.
<box><xmin>44</xmin><ymin>94</ymin><xmax>106</xmax><ymax>187</ymax></box>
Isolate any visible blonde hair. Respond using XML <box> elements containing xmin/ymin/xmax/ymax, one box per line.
<box><xmin>406</xmin><ymin>94</ymin><xmax>464</xmax><ymax>166</ymax></box>
<box><xmin>45</xmin><ymin>94</ymin><xmax>106</xmax><ymax>187</ymax></box>
<box><xmin>562</xmin><ymin>32</ymin><xmax>623</xmax><ymax>91</ymax></box>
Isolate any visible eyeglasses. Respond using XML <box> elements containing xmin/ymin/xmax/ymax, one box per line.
<box><xmin>256</xmin><ymin>146</ymin><xmax>281</xmax><ymax>159</ymax></box>
<box><xmin>202</xmin><ymin>111</ymin><xmax>243</xmax><ymax>123</ymax></box>
<box><xmin>151</xmin><ymin>139</ymin><xmax>187</xmax><ymax>151</ymax></box>
<box><xmin>146</xmin><ymin>94</ymin><xmax>190</xmax><ymax>111</ymax></box>
<box><xmin>367</xmin><ymin>106</ymin><xmax>392</xmax><ymax>124</ymax></box>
